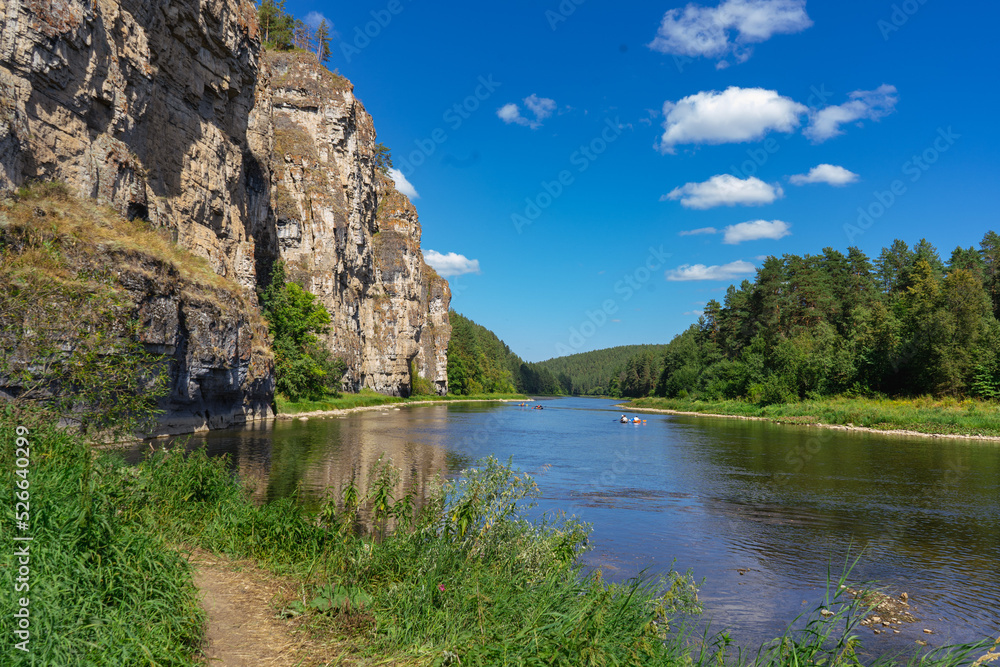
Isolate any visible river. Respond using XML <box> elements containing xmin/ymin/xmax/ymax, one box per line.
<box><xmin>172</xmin><ymin>396</ymin><xmax>1000</xmax><ymax>657</ymax></box>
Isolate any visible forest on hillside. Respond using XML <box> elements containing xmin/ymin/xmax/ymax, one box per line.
<box><xmin>651</xmin><ymin>233</ymin><xmax>1000</xmax><ymax>403</ymax></box>
<box><xmin>449</xmin><ymin>233</ymin><xmax>1000</xmax><ymax>403</ymax></box>
<box><xmin>446</xmin><ymin>313</ymin><xmax>670</xmax><ymax>397</ymax></box>
<box><xmin>447</xmin><ymin>312</ymin><xmax>565</xmax><ymax>395</ymax></box>
<box><xmin>531</xmin><ymin>345</ymin><xmax>670</xmax><ymax>396</ymax></box>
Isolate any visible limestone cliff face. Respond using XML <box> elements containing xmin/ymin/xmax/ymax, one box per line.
<box><xmin>0</xmin><ymin>0</ymin><xmax>272</xmax><ymax>288</ymax></box>
<box><xmin>267</xmin><ymin>51</ymin><xmax>449</xmax><ymax>395</ymax></box>
<box><xmin>0</xmin><ymin>0</ymin><xmax>449</xmax><ymax>423</ymax></box>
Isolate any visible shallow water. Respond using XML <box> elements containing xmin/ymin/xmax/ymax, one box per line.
<box><xmin>171</xmin><ymin>397</ymin><xmax>1000</xmax><ymax>658</ymax></box>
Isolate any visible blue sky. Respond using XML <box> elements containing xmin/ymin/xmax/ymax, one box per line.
<box><xmin>285</xmin><ymin>0</ymin><xmax>1000</xmax><ymax>362</ymax></box>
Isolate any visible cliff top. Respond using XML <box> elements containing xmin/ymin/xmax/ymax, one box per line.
<box><xmin>265</xmin><ymin>50</ymin><xmax>353</xmax><ymax>106</ymax></box>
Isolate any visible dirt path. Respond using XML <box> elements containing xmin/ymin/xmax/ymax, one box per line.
<box><xmin>186</xmin><ymin>549</ymin><xmax>353</xmax><ymax>667</ymax></box>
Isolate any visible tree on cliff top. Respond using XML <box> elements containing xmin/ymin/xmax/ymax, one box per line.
<box><xmin>258</xmin><ymin>0</ymin><xmax>294</xmax><ymax>50</ymax></box>
<box><xmin>259</xmin><ymin>262</ymin><xmax>347</xmax><ymax>401</ymax></box>
<box><xmin>314</xmin><ymin>20</ymin><xmax>332</xmax><ymax>63</ymax></box>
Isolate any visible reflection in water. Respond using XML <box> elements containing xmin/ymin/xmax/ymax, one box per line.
<box><xmin>169</xmin><ymin>398</ymin><xmax>1000</xmax><ymax>658</ymax></box>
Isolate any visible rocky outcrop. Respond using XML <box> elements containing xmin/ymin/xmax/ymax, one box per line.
<box><xmin>0</xmin><ymin>190</ymin><xmax>274</xmax><ymax>434</ymax></box>
<box><xmin>0</xmin><ymin>0</ymin><xmax>450</xmax><ymax>423</ymax></box>
<box><xmin>267</xmin><ymin>51</ymin><xmax>449</xmax><ymax>396</ymax></box>
<box><xmin>0</xmin><ymin>0</ymin><xmax>273</xmax><ymax>289</ymax></box>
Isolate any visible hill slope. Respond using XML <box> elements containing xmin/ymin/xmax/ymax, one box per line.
<box><xmin>533</xmin><ymin>344</ymin><xmax>670</xmax><ymax>396</ymax></box>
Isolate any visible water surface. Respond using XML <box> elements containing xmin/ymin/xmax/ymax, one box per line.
<box><xmin>176</xmin><ymin>397</ymin><xmax>1000</xmax><ymax>657</ymax></box>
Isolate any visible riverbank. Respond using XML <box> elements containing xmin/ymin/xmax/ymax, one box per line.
<box><xmin>620</xmin><ymin>395</ymin><xmax>1000</xmax><ymax>441</ymax></box>
<box><xmin>275</xmin><ymin>391</ymin><xmax>528</xmax><ymax>418</ymax></box>
<box><xmin>4</xmin><ymin>415</ymin><xmax>998</xmax><ymax>665</ymax></box>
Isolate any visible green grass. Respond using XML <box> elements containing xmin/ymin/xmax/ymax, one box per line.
<box><xmin>276</xmin><ymin>390</ymin><xmax>528</xmax><ymax>415</ymax></box>
<box><xmin>624</xmin><ymin>395</ymin><xmax>1000</xmax><ymax>437</ymax></box>
<box><xmin>0</xmin><ymin>414</ymin><xmax>204</xmax><ymax>665</ymax></box>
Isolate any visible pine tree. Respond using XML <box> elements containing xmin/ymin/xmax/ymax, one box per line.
<box><xmin>315</xmin><ymin>20</ymin><xmax>332</xmax><ymax>63</ymax></box>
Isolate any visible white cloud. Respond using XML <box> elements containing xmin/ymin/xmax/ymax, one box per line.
<box><xmin>678</xmin><ymin>227</ymin><xmax>718</xmax><ymax>236</ymax></box>
<box><xmin>665</xmin><ymin>174</ymin><xmax>783</xmax><ymax>209</ymax></box>
<box><xmin>684</xmin><ymin>310</ymin><xmax>706</xmax><ymax>317</ymax></box>
<box><xmin>388</xmin><ymin>168</ymin><xmax>419</xmax><ymax>199</ymax></box>
<box><xmin>524</xmin><ymin>95</ymin><xmax>556</xmax><ymax>121</ymax></box>
<box><xmin>649</xmin><ymin>0</ymin><xmax>811</xmax><ymax>65</ymax></box>
<box><xmin>666</xmin><ymin>260</ymin><xmax>757</xmax><ymax>281</ymax></box>
<box><xmin>722</xmin><ymin>219</ymin><xmax>791</xmax><ymax>244</ymax></box>
<box><xmin>804</xmin><ymin>85</ymin><xmax>898</xmax><ymax>142</ymax></box>
<box><xmin>790</xmin><ymin>164</ymin><xmax>859</xmax><ymax>186</ymax></box>
<box><xmin>424</xmin><ymin>250</ymin><xmax>481</xmax><ymax>277</ymax></box>
<box><xmin>658</xmin><ymin>87</ymin><xmax>806</xmax><ymax>153</ymax></box>
<box><xmin>497</xmin><ymin>95</ymin><xmax>557</xmax><ymax>129</ymax></box>
<box><xmin>304</xmin><ymin>11</ymin><xmax>335</xmax><ymax>34</ymax></box>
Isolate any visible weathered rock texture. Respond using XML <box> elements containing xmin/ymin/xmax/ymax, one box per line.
<box><xmin>267</xmin><ymin>51</ymin><xmax>449</xmax><ymax>395</ymax></box>
<box><xmin>0</xmin><ymin>0</ymin><xmax>449</xmax><ymax>426</ymax></box>
<box><xmin>0</xmin><ymin>193</ymin><xmax>275</xmax><ymax>434</ymax></box>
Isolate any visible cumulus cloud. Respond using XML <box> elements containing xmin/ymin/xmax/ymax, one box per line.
<box><xmin>497</xmin><ymin>95</ymin><xmax>557</xmax><ymax>129</ymax></box>
<box><xmin>666</xmin><ymin>260</ymin><xmax>757</xmax><ymax>281</ymax></box>
<box><xmin>388</xmin><ymin>168</ymin><xmax>419</xmax><ymax>199</ymax></box>
<box><xmin>804</xmin><ymin>85</ymin><xmax>898</xmax><ymax>142</ymax></box>
<box><xmin>722</xmin><ymin>219</ymin><xmax>791</xmax><ymax>244</ymax></box>
<box><xmin>424</xmin><ymin>250</ymin><xmax>481</xmax><ymax>277</ymax></box>
<box><xmin>665</xmin><ymin>174</ymin><xmax>783</xmax><ymax>209</ymax></box>
<box><xmin>790</xmin><ymin>164</ymin><xmax>859</xmax><ymax>186</ymax></box>
<box><xmin>658</xmin><ymin>87</ymin><xmax>806</xmax><ymax>153</ymax></box>
<box><xmin>678</xmin><ymin>227</ymin><xmax>719</xmax><ymax>236</ymax></box>
<box><xmin>649</xmin><ymin>0</ymin><xmax>811</xmax><ymax>65</ymax></box>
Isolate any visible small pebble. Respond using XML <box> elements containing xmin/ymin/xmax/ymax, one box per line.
<box><xmin>820</xmin><ymin>609</ymin><xmax>834</xmax><ymax>617</ymax></box>
<box><xmin>923</xmin><ymin>629</ymin><xmax>933</xmax><ymax>634</ymax></box>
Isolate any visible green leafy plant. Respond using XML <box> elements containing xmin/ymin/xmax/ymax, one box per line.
<box><xmin>259</xmin><ymin>261</ymin><xmax>347</xmax><ymax>401</ymax></box>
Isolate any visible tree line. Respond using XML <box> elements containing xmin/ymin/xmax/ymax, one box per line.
<box><xmin>257</xmin><ymin>0</ymin><xmax>332</xmax><ymax>62</ymax></box>
<box><xmin>646</xmin><ymin>232</ymin><xmax>1000</xmax><ymax>403</ymax></box>
<box><xmin>446</xmin><ymin>314</ymin><xmax>670</xmax><ymax>397</ymax></box>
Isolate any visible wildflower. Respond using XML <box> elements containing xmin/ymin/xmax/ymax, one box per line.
<box><xmin>438</xmin><ymin>583</ymin><xmax>446</xmax><ymax>592</ymax></box>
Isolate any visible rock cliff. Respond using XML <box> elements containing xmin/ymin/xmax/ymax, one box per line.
<box><xmin>0</xmin><ymin>0</ymin><xmax>450</xmax><ymax>429</ymax></box>
<box><xmin>267</xmin><ymin>51</ymin><xmax>449</xmax><ymax>395</ymax></box>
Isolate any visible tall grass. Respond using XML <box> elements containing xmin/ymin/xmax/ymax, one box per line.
<box><xmin>0</xmin><ymin>413</ymin><xmax>203</xmax><ymax>666</ymax></box>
